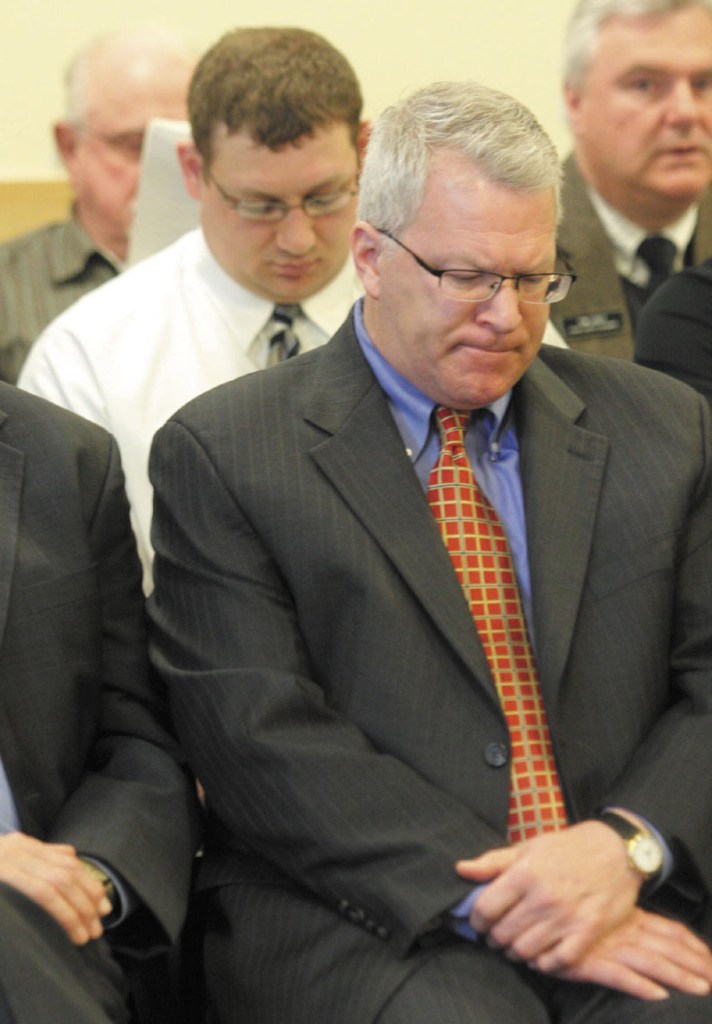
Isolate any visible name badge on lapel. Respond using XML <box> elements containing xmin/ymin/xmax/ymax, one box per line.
<box><xmin>562</xmin><ymin>312</ymin><xmax>625</xmax><ymax>338</ymax></box>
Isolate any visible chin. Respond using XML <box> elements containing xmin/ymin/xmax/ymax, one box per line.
<box><xmin>654</xmin><ymin>172</ymin><xmax>712</xmax><ymax>203</ymax></box>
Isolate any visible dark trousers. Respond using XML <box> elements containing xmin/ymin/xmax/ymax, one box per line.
<box><xmin>0</xmin><ymin>883</ymin><xmax>128</xmax><ymax>1024</ymax></box>
<box><xmin>376</xmin><ymin>940</ymin><xmax>712</xmax><ymax>1024</ymax></box>
<box><xmin>204</xmin><ymin>884</ymin><xmax>712</xmax><ymax>1024</ymax></box>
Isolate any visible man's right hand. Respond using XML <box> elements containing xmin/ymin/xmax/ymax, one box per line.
<box><xmin>555</xmin><ymin>908</ymin><xmax>712</xmax><ymax>1001</ymax></box>
<box><xmin>0</xmin><ymin>832</ymin><xmax>111</xmax><ymax>945</ymax></box>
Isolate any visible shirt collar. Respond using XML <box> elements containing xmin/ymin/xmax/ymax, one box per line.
<box><xmin>49</xmin><ymin>215</ymin><xmax>121</xmax><ymax>285</ymax></box>
<box><xmin>193</xmin><ymin>229</ymin><xmax>362</xmax><ymax>358</ymax></box>
<box><xmin>586</xmin><ymin>187</ymin><xmax>697</xmax><ymax>281</ymax></box>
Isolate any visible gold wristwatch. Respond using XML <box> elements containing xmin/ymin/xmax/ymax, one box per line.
<box><xmin>598</xmin><ymin>811</ymin><xmax>664</xmax><ymax>881</ymax></box>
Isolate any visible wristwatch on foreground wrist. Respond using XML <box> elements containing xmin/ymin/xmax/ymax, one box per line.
<box><xmin>598</xmin><ymin>811</ymin><xmax>664</xmax><ymax>881</ymax></box>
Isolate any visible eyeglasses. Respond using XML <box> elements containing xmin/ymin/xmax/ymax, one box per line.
<box><xmin>377</xmin><ymin>230</ymin><xmax>576</xmax><ymax>305</ymax></box>
<box><xmin>77</xmin><ymin>127</ymin><xmax>146</xmax><ymax>162</ymax></box>
<box><xmin>209</xmin><ymin>172</ymin><xmax>358</xmax><ymax>223</ymax></box>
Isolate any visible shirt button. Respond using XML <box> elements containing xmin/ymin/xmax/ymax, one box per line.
<box><xmin>484</xmin><ymin>742</ymin><xmax>508</xmax><ymax>768</ymax></box>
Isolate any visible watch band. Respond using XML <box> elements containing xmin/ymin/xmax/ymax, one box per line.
<box><xmin>598</xmin><ymin>811</ymin><xmax>641</xmax><ymax>844</ymax></box>
<box><xmin>598</xmin><ymin>811</ymin><xmax>663</xmax><ymax>881</ymax></box>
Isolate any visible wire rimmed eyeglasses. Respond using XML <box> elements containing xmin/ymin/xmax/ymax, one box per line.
<box><xmin>377</xmin><ymin>229</ymin><xmax>576</xmax><ymax>305</ymax></box>
<box><xmin>209</xmin><ymin>172</ymin><xmax>358</xmax><ymax>223</ymax></box>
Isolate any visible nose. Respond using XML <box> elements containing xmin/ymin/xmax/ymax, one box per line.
<box><xmin>475</xmin><ymin>279</ymin><xmax>523</xmax><ymax>332</ymax></box>
<box><xmin>275</xmin><ymin>206</ymin><xmax>317</xmax><ymax>255</ymax></box>
<box><xmin>664</xmin><ymin>79</ymin><xmax>700</xmax><ymax>126</ymax></box>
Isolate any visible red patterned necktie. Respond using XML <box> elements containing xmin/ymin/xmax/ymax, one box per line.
<box><xmin>427</xmin><ymin>406</ymin><xmax>567</xmax><ymax>844</ymax></box>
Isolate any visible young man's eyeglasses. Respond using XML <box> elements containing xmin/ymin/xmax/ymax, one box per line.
<box><xmin>209</xmin><ymin>172</ymin><xmax>358</xmax><ymax>223</ymax></box>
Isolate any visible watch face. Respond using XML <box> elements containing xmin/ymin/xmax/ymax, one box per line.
<box><xmin>632</xmin><ymin>835</ymin><xmax>663</xmax><ymax>876</ymax></box>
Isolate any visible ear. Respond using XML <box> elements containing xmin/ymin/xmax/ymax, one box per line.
<box><xmin>177</xmin><ymin>141</ymin><xmax>204</xmax><ymax>200</ymax></box>
<box><xmin>351</xmin><ymin>221</ymin><xmax>384</xmax><ymax>299</ymax></box>
<box><xmin>54</xmin><ymin>121</ymin><xmax>81</xmax><ymax>169</ymax></box>
<box><xmin>563</xmin><ymin>84</ymin><xmax>583</xmax><ymax>135</ymax></box>
<box><xmin>356</xmin><ymin>121</ymin><xmax>371</xmax><ymax>164</ymax></box>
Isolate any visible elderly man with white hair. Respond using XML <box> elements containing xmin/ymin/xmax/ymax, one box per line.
<box><xmin>0</xmin><ymin>26</ymin><xmax>194</xmax><ymax>382</ymax></box>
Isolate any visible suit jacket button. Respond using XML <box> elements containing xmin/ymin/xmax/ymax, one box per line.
<box><xmin>484</xmin><ymin>742</ymin><xmax>508</xmax><ymax>768</ymax></box>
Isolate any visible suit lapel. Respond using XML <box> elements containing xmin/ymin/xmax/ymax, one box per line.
<box><xmin>0</xmin><ymin>410</ymin><xmax>36</xmax><ymax>832</ymax></box>
<box><xmin>515</xmin><ymin>357</ymin><xmax>609</xmax><ymax>699</ymax></box>
<box><xmin>553</xmin><ymin>157</ymin><xmax>634</xmax><ymax>358</ymax></box>
<box><xmin>303</xmin><ymin>321</ymin><xmax>499</xmax><ymax>699</ymax></box>
<box><xmin>692</xmin><ymin>186</ymin><xmax>712</xmax><ymax>262</ymax></box>
<box><xmin>0</xmin><ymin>410</ymin><xmax>22</xmax><ymax>653</ymax></box>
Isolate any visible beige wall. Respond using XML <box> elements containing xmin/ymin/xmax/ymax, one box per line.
<box><xmin>2</xmin><ymin>0</ymin><xmax>579</xmax><ymax>180</ymax></box>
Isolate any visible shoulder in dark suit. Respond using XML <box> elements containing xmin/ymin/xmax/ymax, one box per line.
<box><xmin>635</xmin><ymin>257</ymin><xmax>712</xmax><ymax>410</ymax></box>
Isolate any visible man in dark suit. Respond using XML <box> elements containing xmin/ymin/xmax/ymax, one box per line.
<box><xmin>0</xmin><ymin>382</ymin><xmax>200</xmax><ymax>1022</ymax></box>
<box><xmin>551</xmin><ymin>0</ymin><xmax>712</xmax><ymax>359</ymax></box>
<box><xmin>149</xmin><ymin>80</ymin><xmax>712</xmax><ymax>1023</ymax></box>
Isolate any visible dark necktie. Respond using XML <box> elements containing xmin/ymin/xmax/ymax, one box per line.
<box><xmin>267</xmin><ymin>304</ymin><xmax>302</xmax><ymax>366</ymax></box>
<box><xmin>427</xmin><ymin>407</ymin><xmax>567</xmax><ymax>843</ymax></box>
<box><xmin>621</xmin><ymin>235</ymin><xmax>677</xmax><ymax>328</ymax></box>
<box><xmin>637</xmin><ymin>235</ymin><xmax>676</xmax><ymax>296</ymax></box>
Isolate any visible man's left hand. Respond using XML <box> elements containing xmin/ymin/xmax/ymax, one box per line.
<box><xmin>456</xmin><ymin>820</ymin><xmax>643</xmax><ymax>970</ymax></box>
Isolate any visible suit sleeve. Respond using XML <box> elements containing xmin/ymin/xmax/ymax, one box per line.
<box><xmin>49</xmin><ymin>435</ymin><xmax>201</xmax><ymax>955</ymax></box>
<box><xmin>596</xmin><ymin>391</ymin><xmax>712</xmax><ymax>934</ymax></box>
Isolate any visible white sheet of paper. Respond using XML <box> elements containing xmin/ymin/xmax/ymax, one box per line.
<box><xmin>127</xmin><ymin>118</ymin><xmax>199</xmax><ymax>267</ymax></box>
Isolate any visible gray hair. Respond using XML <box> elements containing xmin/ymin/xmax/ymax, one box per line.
<box><xmin>563</xmin><ymin>0</ymin><xmax>712</xmax><ymax>90</ymax></box>
<box><xmin>64</xmin><ymin>26</ymin><xmax>194</xmax><ymax>124</ymax></box>
<box><xmin>358</xmin><ymin>80</ymin><xmax>561</xmax><ymax>237</ymax></box>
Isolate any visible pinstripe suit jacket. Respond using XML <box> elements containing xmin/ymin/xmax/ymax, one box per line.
<box><xmin>551</xmin><ymin>154</ymin><xmax>712</xmax><ymax>360</ymax></box>
<box><xmin>149</xmin><ymin>314</ymin><xmax>712</xmax><ymax>1022</ymax></box>
<box><xmin>0</xmin><ymin>382</ymin><xmax>200</xmax><ymax>957</ymax></box>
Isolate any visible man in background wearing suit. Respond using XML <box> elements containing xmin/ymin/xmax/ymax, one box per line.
<box><xmin>148</xmin><ymin>80</ymin><xmax>712</xmax><ymax>1023</ymax></box>
<box><xmin>0</xmin><ymin>26</ymin><xmax>194</xmax><ymax>383</ymax></box>
<box><xmin>551</xmin><ymin>0</ymin><xmax>712</xmax><ymax>359</ymax></box>
<box><xmin>0</xmin><ymin>383</ymin><xmax>200</xmax><ymax>1022</ymax></box>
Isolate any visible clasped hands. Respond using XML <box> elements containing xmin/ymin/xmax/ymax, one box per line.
<box><xmin>456</xmin><ymin>821</ymin><xmax>712</xmax><ymax>1001</ymax></box>
<box><xmin>0</xmin><ymin>832</ymin><xmax>113</xmax><ymax>945</ymax></box>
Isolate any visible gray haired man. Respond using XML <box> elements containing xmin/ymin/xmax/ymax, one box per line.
<box><xmin>148</xmin><ymin>79</ymin><xmax>712</xmax><ymax>1024</ymax></box>
<box><xmin>551</xmin><ymin>0</ymin><xmax>712</xmax><ymax>356</ymax></box>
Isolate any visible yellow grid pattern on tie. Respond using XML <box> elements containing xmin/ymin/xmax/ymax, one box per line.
<box><xmin>428</xmin><ymin>408</ymin><xmax>566</xmax><ymax>843</ymax></box>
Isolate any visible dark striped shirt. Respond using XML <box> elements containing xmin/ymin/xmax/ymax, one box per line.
<box><xmin>0</xmin><ymin>217</ymin><xmax>118</xmax><ymax>383</ymax></box>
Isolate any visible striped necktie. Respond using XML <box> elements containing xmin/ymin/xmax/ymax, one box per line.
<box><xmin>267</xmin><ymin>304</ymin><xmax>302</xmax><ymax>366</ymax></box>
<box><xmin>427</xmin><ymin>407</ymin><xmax>567</xmax><ymax>844</ymax></box>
